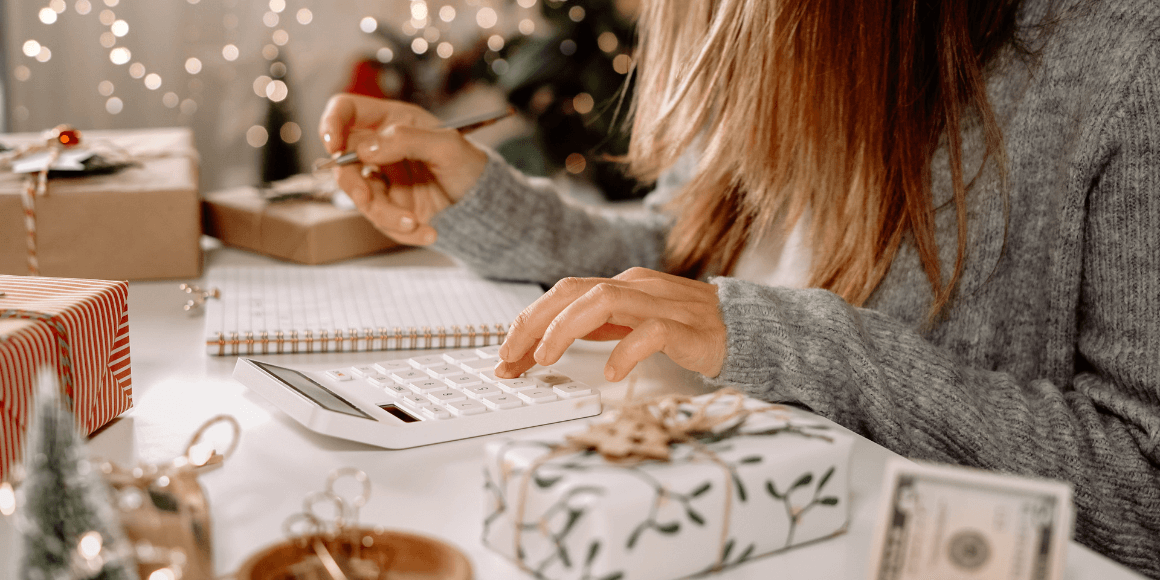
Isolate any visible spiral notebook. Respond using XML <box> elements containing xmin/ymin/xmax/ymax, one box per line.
<box><xmin>203</xmin><ymin>265</ymin><xmax>544</xmax><ymax>356</ymax></box>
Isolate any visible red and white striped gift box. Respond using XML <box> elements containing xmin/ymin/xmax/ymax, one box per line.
<box><xmin>0</xmin><ymin>275</ymin><xmax>132</xmax><ymax>480</ymax></box>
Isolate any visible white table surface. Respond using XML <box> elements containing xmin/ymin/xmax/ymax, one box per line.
<box><xmin>0</xmin><ymin>244</ymin><xmax>1145</xmax><ymax>580</ymax></box>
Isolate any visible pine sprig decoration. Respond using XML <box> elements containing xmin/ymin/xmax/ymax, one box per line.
<box><xmin>16</xmin><ymin>370</ymin><xmax>137</xmax><ymax>580</ymax></box>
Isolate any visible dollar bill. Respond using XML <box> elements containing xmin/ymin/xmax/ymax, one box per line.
<box><xmin>867</xmin><ymin>459</ymin><xmax>1074</xmax><ymax>580</ymax></box>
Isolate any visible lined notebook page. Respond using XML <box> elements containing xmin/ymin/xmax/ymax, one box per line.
<box><xmin>203</xmin><ymin>265</ymin><xmax>544</xmax><ymax>355</ymax></box>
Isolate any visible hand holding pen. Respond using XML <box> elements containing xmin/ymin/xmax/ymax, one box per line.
<box><xmin>318</xmin><ymin>94</ymin><xmax>513</xmax><ymax>246</ymax></box>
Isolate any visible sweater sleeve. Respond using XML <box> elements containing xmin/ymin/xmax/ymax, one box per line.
<box><xmin>709</xmin><ymin>47</ymin><xmax>1160</xmax><ymax>577</ymax></box>
<box><xmin>428</xmin><ymin>151</ymin><xmax>673</xmax><ymax>285</ymax></box>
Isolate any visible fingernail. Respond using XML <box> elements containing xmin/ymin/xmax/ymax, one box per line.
<box><xmin>399</xmin><ymin>215</ymin><xmax>416</xmax><ymax>232</ymax></box>
<box><xmin>498</xmin><ymin>341</ymin><xmax>511</xmax><ymax>361</ymax></box>
<box><xmin>368</xmin><ymin>143</ymin><xmax>379</xmax><ymax>152</ymax></box>
<box><xmin>604</xmin><ymin>364</ymin><xmax>617</xmax><ymax>382</ymax></box>
<box><xmin>534</xmin><ymin>343</ymin><xmax>547</xmax><ymax>364</ymax></box>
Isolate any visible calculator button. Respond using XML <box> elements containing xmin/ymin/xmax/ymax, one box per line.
<box><xmin>498</xmin><ymin>378</ymin><xmax>538</xmax><ymax>393</ymax></box>
<box><xmin>443</xmin><ymin>374</ymin><xmax>483</xmax><ymax>388</ymax></box>
<box><xmin>409</xmin><ymin>379</ymin><xmax>445</xmax><ymax>393</ymax></box>
<box><xmin>465</xmin><ymin>383</ymin><xmax>504</xmax><ymax>400</ymax></box>
<box><xmin>475</xmin><ymin>345</ymin><xmax>502</xmax><ymax>357</ymax></box>
<box><xmin>365</xmin><ymin>374</ymin><xmax>395</xmax><ymax>387</ymax></box>
<box><xmin>374</xmin><ymin>360</ymin><xmax>412</xmax><ymax>373</ymax></box>
<box><xmin>428</xmin><ymin>390</ymin><xmax>467</xmax><ymax>403</ymax></box>
<box><xmin>325</xmin><ymin>370</ymin><xmax>353</xmax><ymax>381</ymax></box>
<box><xmin>518</xmin><ymin>389</ymin><xmax>559</xmax><ymax>404</ymax></box>
<box><xmin>447</xmin><ymin>400</ymin><xmax>488</xmax><ymax>417</ymax></box>
<box><xmin>425</xmin><ymin>364</ymin><xmax>463</xmax><ymax>377</ymax></box>
<box><xmin>399</xmin><ymin>394</ymin><xmax>432</xmax><ymax>408</ymax></box>
<box><xmin>482</xmin><ymin>394</ymin><xmax>523</xmax><ymax>410</ymax></box>
<box><xmin>477</xmin><ymin>369</ymin><xmax>506</xmax><ymax>383</ymax></box>
<box><xmin>350</xmin><ymin>366</ymin><xmax>378</xmax><ymax>377</ymax></box>
<box><xmin>442</xmin><ymin>350</ymin><xmax>480</xmax><ymax>364</ymax></box>
<box><xmin>531</xmin><ymin>372</ymin><xmax>573</xmax><ymax>387</ymax></box>
<box><xmin>420</xmin><ymin>406</ymin><xmax>451</xmax><ymax>420</ymax></box>
<box><xmin>390</xmin><ymin>369</ymin><xmax>429</xmax><ymax>383</ymax></box>
<box><xmin>382</xmin><ymin>383</ymin><xmax>411</xmax><ymax>396</ymax></box>
<box><xmin>553</xmin><ymin>383</ymin><xmax>593</xmax><ymax>398</ymax></box>
<box><xmin>410</xmin><ymin>354</ymin><xmax>448</xmax><ymax>368</ymax></box>
<box><xmin>459</xmin><ymin>357</ymin><xmax>500</xmax><ymax>372</ymax></box>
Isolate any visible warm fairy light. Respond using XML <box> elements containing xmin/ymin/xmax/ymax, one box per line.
<box><xmin>144</xmin><ymin>73</ymin><xmax>162</xmax><ymax>90</ymax></box>
<box><xmin>39</xmin><ymin>8</ymin><xmax>58</xmax><ymax>24</ymax></box>
<box><xmin>411</xmin><ymin>16</ymin><xmax>430</xmax><ymax>29</ymax></box>
<box><xmin>75</xmin><ymin>0</ymin><xmax>92</xmax><ymax>15</ymax></box>
<box><xmin>270</xmin><ymin>61</ymin><xmax>287</xmax><ymax>78</ymax></box>
<box><xmin>129</xmin><ymin>62</ymin><xmax>145</xmax><ymax>78</ymax></box>
<box><xmin>487</xmin><ymin>35</ymin><xmax>504</xmax><ymax>51</ymax></box>
<box><xmin>99</xmin><ymin>32</ymin><xmax>115</xmax><ymax>47</ymax></box>
<box><xmin>560</xmin><ymin>39</ymin><xmax>577</xmax><ymax>56</ymax></box>
<box><xmin>78</xmin><ymin>531</ymin><xmax>104</xmax><ymax>559</ymax></box>
<box><xmin>103</xmin><ymin>0</ymin><xmax>118</xmax><ymax>6</ymax></box>
<box><xmin>149</xmin><ymin>568</ymin><xmax>176</xmax><ymax>580</ymax></box>
<box><xmin>517</xmin><ymin>0</ymin><xmax>536</xmax><ymax>7</ymax></box>
<box><xmin>573</xmin><ymin>92</ymin><xmax>594</xmax><ymax>114</ymax></box>
<box><xmin>439</xmin><ymin>5</ymin><xmax>455</xmax><ymax>22</ymax></box>
<box><xmin>281</xmin><ymin>122</ymin><xmax>302</xmax><ymax>143</ymax></box>
<box><xmin>222</xmin><ymin>44</ymin><xmax>239</xmax><ymax>61</ymax></box>
<box><xmin>99</xmin><ymin>9</ymin><xmax>115</xmax><ymax>25</ymax></box>
<box><xmin>376</xmin><ymin>47</ymin><xmax>394</xmax><ymax>62</ymax></box>
<box><xmin>568</xmin><ymin>6</ymin><xmax>585</xmax><ymax>22</ymax></box>
<box><xmin>0</xmin><ymin>482</ymin><xmax>15</xmax><ymax>516</ymax></box>
<box><xmin>180</xmin><ymin>99</ymin><xmax>197</xmax><ymax>115</ymax></box>
<box><xmin>359</xmin><ymin>16</ymin><xmax>377</xmax><ymax>33</ymax></box>
<box><xmin>156</xmin><ymin>476</ymin><xmax>170</xmax><ymax>487</ymax></box>
<box><xmin>401</xmin><ymin>21</ymin><xmax>417</xmax><ymax>35</ymax></box>
<box><xmin>50</xmin><ymin>0</ymin><xmax>66</xmax><ymax>12</ymax></box>
<box><xmin>598</xmin><ymin>31</ymin><xmax>619</xmax><ymax>53</ymax></box>
<box><xmin>263</xmin><ymin>11</ymin><xmax>279</xmax><ymax>27</ymax></box>
<box><xmin>491</xmin><ymin>58</ymin><xmax>509</xmax><ymax>75</ymax></box>
<box><xmin>98</xmin><ymin>80</ymin><xmax>114</xmax><ymax>95</ymax></box>
<box><xmin>14</xmin><ymin>65</ymin><xmax>31</xmax><ymax>81</ymax></box>
<box><xmin>185</xmin><ymin>57</ymin><xmax>202</xmax><ymax>74</ymax></box>
<box><xmin>106</xmin><ymin>96</ymin><xmax>123</xmax><ymax>114</ymax></box>
<box><xmin>272</xmin><ymin>29</ymin><xmax>289</xmax><ymax>45</ymax></box>
<box><xmin>36</xmin><ymin>47</ymin><xmax>52</xmax><ymax>62</ymax></box>
<box><xmin>111</xmin><ymin>19</ymin><xmax>129</xmax><ymax>37</ymax></box>
<box><xmin>411</xmin><ymin>2</ymin><xmax>428</xmax><ymax>20</ymax></box>
<box><xmin>109</xmin><ymin>47</ymin><xmax>131</xmax><ymax>64</ymax></box>
<box><xmin>296</xmin><ymin>8</ymin><xmax>312</xmax><ymax>25</ymax></box>
<box><xmin>23</xmin><ymin>40</ymin><xmax>42</xmax><ymax>57</ymax></box>
<box><xmin>423</xmin><ymin>26</ymin><xmax>440</xmax><ymax>42</ymax></box>
<box><xmin>613</xmin><ymin>54</ymin><xmax>632</xmax><ymax>74</ymax></box>
<box><xmin>262</xmin><ymin>44</ymin><xmax>279</xmax><ymax>60</ymax></box>
<box><xmin>436</xmin><ymin>41</ymin><xmax>453</xmax><ymax>58</ymax></box>
<box><xmin>266</xmin><ymin>79</ymin><xmax>288</xmax><ymax>102</ymax></box>
<box><xmin>253</xmin><ymin>75</ymin><xmax>272</xmax><ymax>97</ymax></box>
<box><xmin>246</xmin><ymin>125</ymin><xmax>269</xmax><ymax>148</ymax></box>
<box><xmin>565</xmin><ymin>153</ymin><xmax>587</xmax><ymax>174</ymax></box>
<box><xmin>476</xmin><ymin>7</ymin><xmax>497</xmax><ymax>28</ymax></box>
<box><xmin>411</xmin><ymin>37</ymin><xmax>429</xmax><ymax>54</ymax></box>
<box><xmin>268</xmin><ymin>0</ymin><xmax>285</xmax><ymax>13</ymax></box>
<box><xmin>519</xmin><ymin>19</ymin><xmax>534</xmax><ymax>35</ymax></box>
<box><xmin>163</xmin><ymin>92</ymin><xmax>179</xmax><ymax>107</ymax></box>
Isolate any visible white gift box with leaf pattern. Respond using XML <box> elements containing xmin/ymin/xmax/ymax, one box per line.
<box><xmin>482</xmin><ymin>392</ymin><xmax>855</xmax><ymax>580</ymax></box>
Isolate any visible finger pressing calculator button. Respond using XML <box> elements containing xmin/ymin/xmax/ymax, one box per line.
<box><xmin>477</xmin><ymin>369</ymin><xmax>506</xmax><ymax>383</ymax></box>
<box><xmin>391</xmin><ymin>369</ymin><xmax>429</xmax><ymax>383</ymax></box>
<box><xmin>399</xmin><ymin>394</ymin><xmax>432</xmax><ymax>408</ymax></box>
<box><xmin>447</xmin><ymin>400</ymin><xmax>488</xmax><ymax>416</ymax></box>
<box><xmin>482</xmin><ymin>394</ymin><xmax>523</xmax><ymax>410</ymax></box>
<box><xmin>498</xmin><ymin>378</ymin><xmax>538</xmax><ymax>393</ymax></box>
<box><xmin>409</xmin><ymin>379</ymin><xmax>445</xmax><ymax>393</ymax></box>
<box><xmin>410</xmin><ymin>354</ymin><xmax>448</xmax><ymax>368</ymax></box>
<box><xmin>465</xmin><ymin>383</ymin><xmax>503</xmax><ymax>400</ymax></box>
<box><xmin>374</xmin><ymin>360</ymin><xmax>412</xmax><ymax>373</ymax></box>
<box><xmin>553</xmin><ymin>383</ymin><xmax>593</xmax><ymax>398</ymax></box>
<box><xmin>428</xmin><ymin>390</ymin><xmax>467</xmax><ymax>403</ymax></box>
<box><xmin>420</xmin><ymin>406</ymin><xmax>451</xmax><ymax>420</ymax></box>
<box><xmin>443</xmin><ymin>374</ymin><xmax>483</xmax><ymax>388</ymax></box>
<box><xmin>325</xmin><ymin>369</ymin><xmax>353</xmax><ymax>381</ymax></box>
<box><xmin>518</xmin><ymin>389</ymin><xmax>559</xmax><ymax>404</ymax></box>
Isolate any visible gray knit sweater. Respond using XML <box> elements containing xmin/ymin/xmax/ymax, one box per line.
<box><xmin>431</xmin><ymin>0</ymin><xmax>1160</xmax><ymax>575</ymax></box>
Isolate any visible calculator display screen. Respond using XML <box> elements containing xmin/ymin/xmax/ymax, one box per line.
<box><xmin>250</xmin><ymin>360</ymin><xmax>374</xmax><ymax>421</ymax></box>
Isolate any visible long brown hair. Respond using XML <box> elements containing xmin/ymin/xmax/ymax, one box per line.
<box><xmin>626</xmin><ymin>0</ymin><xmax>1022</xmax><ymax>316</ymax></box>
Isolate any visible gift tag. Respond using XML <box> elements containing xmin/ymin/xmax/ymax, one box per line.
<box><xmin>867</xmin><ymin>459</ymin><xmax>1073</xmax><ymax>580</ymax></box>
<box><xmin>11</xmin><ymin>149</ymin><xmax>94</xmax><ymax>173</ymax></box>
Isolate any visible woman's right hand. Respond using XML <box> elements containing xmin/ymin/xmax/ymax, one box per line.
<box><xmin>318</xmin><ymin>94</ymin><xmax>490</xmax><ymax>246</ymax></box>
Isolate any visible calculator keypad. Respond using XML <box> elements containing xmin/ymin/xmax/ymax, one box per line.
<box><xmin>328</xmin><ymin>348</ymin><xmax>597</xmax><ymax>422</ymax></box>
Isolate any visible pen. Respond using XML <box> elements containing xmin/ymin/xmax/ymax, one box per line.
<box><xmin>315</xmin><ymin>106</ymin><xmax>516</xmax><ymax>170</ymax></box>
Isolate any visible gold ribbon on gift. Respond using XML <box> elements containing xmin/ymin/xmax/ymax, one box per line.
<box><xmin>510</xmin><ymin>384</ymin><xmax>777</xmax><ymax>575</ymax></box>
<box><xmin>99</xmin><ymin>414</ymin><xmax>241</xmax><ymax>580</ymax></box>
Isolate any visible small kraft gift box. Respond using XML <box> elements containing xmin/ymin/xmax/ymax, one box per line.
<box><xmin>0</xmin><ymin>275</ymin><xmax>132</xmax><ymax>480</ymax></box>
<box><xmin>202</xmin><ymin>176</ymin><xmax>397</xmax><ymax>265</ymax></box>
<box><xmin>0</xmin><ymin>126</ymin><xmax>201</xmax><ymax>280</ymax></box>
<box><xmin>482</xmin><ymin>389</ymin><xmax>854</xmax><ymax>580</ymax></box>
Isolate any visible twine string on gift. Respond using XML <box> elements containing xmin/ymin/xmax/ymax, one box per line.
<box><xmin>0</xmin><ymin>309</ymin><xmax>76</xmax><ymax>404</ymax></box>
<box><xmin>509</xmin><ymin>381</ymin><xmax>766</xmax><ymax>575</ymax></box>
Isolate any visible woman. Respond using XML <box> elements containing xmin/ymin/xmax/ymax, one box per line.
<box><xmin>320</xmin><ymin>0</ymin><xmax>1160</xmax><ymax>575</ymax></box>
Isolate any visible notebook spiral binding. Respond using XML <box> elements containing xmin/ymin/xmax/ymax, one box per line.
<box><xmin>207</xmin><ymin>323</ymin><xmax>510</xmax><ymax>356</ymax></box>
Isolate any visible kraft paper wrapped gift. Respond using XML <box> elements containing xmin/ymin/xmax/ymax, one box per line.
<box><xmin>0</xmin><ymin>127</ymin><xmax>201</xmax><ymax>280</ymax></box>
<box><xmin>0</xmin><ymin>275</ymin><xmax>133</xmax><ymax>480</ymax></box>
<box><xmin>482</xmin><ymin>391</ymin><xmax>854</xmax><ymax>580</ymax></box>
<box><xmin>202</xmin><ymin>182</ymin><xmax>397</xmax><ymax>265</ymax></box>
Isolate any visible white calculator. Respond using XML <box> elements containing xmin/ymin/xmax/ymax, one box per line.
<box><xmin>232</xmin><ymin>345</ymin><xmax>602</xmax><ymax>448</ymax></box>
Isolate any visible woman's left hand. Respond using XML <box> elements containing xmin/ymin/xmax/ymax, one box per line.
<box><xmin>496</xmin><ymin>267</ymin><xmax>727</xmax><ymax>381</ymax></box>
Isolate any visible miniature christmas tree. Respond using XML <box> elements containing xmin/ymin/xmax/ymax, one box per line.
<box><xmin>17</xmin><ymin>370</ymin><xmax>137</xmax><ymax>580</ymax></box>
